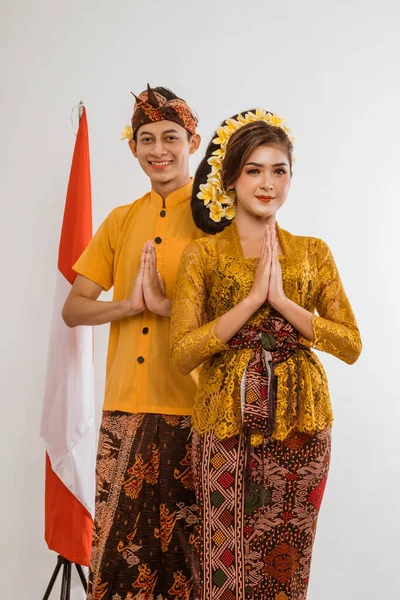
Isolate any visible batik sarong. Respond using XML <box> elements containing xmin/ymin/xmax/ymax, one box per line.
<box><xmin>87</xmin><ymin>411</ymin><xmax>199</xmax><ymax>600</ymax></box>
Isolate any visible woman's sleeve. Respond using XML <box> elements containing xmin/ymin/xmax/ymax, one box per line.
<box><xmin>312</xmin><ymin>240</ymin><xmax>362</xmax><ymax>364</ymax></box>
<box><xmin>170</xmin><ymin>241</ymin><xmax>228</xmax><ymax>375</ymax></box>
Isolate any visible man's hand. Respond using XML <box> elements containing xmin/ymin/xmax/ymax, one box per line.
<box><xmin>126</xmin><ymin>244</ymin><xmax>146</xmax><ymax>316</ymax></box>
<box><xmin>142</xmin><ymin>241</ymin><xmax>172</xmax><ymax>317</ymax></box>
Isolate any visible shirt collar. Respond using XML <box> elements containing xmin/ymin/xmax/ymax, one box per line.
<box><xmin>150</xmin><ymin>178</ymin><xmax>193</xmax><ymax>209</ymax></box>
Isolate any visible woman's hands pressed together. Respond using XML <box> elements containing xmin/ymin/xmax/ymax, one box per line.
<box><xmin>214</xmin><ymin>224</ymin><xmax>289</xmax><ymax>344</ymax></box>
<box><xmin>245</xmin><ymin>223</ymin><xmax>315</xmax><ymax>341</ymax></box>
<box><xmin>247</xmin><ymin>224</ymin><xmax>287</xmax><ymax>312</ymax></box>
<box><xmin>248</xmin><ymin>224</ymin><xmax>274</xmax><ymax>308</ymax></box>
<box><xmin>267</xmin><ymin>230</ymin><xmax>286</xmax><ymax>311</ymax></box>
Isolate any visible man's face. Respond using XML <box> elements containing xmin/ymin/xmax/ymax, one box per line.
<box><xmin>129</xmin><ymin>120</ymin><xmax>200</xmax><ymax>188</ymax></box>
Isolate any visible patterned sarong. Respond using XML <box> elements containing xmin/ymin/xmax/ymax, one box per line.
<box><xmin>87</xmin><ymin>411</ymin><xmax>200</xmax><ymax>600</ymax></box>
<box><xmin>192</xmin><ymin>428</ymin><xmax>331</xmax><ymax>600</ymax></box>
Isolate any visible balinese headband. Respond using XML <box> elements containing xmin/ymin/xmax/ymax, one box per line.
<box><xmin>197</xmin><ymin>108</ymin><xmax>294</xmax><ymax>222</ymax></box>
<box><xmin>121</xmin><ymin>83</ymin><xmax>197</xmax><ymax>140</ymax></box>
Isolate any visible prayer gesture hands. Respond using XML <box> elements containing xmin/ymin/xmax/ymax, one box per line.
<box><xmin>268</xmin><ymin>230</ymin><xmax>286</xmax><ymax>310</ymax></box>
<box><xmin>248</xmin><ymin>225</ymin><xmax>286</xmax><ymax>311</ymax></box>
<box><xmin>127</xmin><ymin>241</ymin><xmax>171</xmax><ymax>317</ymax></box>
<box><xmin>142</xmin><ymin>241</ymin><xmax>169</xmax><ymax>314</ymax></box>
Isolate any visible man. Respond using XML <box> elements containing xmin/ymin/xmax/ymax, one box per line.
<box><xmin>62</xmin><ymin>85</ymin><xmax>202</xmax><ymax>600</ymax></box>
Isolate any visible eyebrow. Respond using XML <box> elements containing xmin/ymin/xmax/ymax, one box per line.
<box><xmin>139</xmin><ymin>129</ymin><xmax>180</xmax><ymax>136</ymax></box>
<box><xmin>244</xmin><ymin>161</ymin><xmax>289</xmax><ymax>168</ymax></box>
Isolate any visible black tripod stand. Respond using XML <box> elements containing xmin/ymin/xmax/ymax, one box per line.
<box><xmin>42</xmin><ymin>555</ymin><xmax>87</xmax><ymax>599</ymax></box>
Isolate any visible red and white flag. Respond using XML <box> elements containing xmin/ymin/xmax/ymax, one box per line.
<box><xmin>41</xmin><ymin>106</ymin><xmax>95</xmax><ymax>566</ymax></box>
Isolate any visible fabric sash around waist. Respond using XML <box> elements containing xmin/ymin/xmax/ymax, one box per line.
<box><xmin>228</xmin><ymin>315</ymin><xmax>308</xmax><ymax>441</ymax></box>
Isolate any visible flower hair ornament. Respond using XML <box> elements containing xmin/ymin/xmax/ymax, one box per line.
<box><xmin>197</xmin><ymin>108</ymin><xmax>294</xmax><ymax>223</ymax></box>
<box><xmin>121</xmin><ymin>84</ymin><xmax>197</xmax><ymax>141</ymax></box>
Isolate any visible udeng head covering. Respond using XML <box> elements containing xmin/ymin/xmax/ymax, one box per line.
<box><xmin>130</xmin><ymin>84</ymin><xmax>198</xmax><ymax>137</ymax></box>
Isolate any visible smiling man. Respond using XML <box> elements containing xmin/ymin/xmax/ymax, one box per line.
<box><xmin>62</xmin><ymin>85</ymin><xmax>203</xmax><ymax>600</ymax></box>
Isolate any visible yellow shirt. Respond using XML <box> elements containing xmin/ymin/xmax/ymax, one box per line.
<box><xmin>170</xmin><ymin>221</ymin><xmax>362</xmax><ymax>440</ymax></box>
<box><xmin>74</xmin><ymin>180</ymin><xmax>204</xmax><ymax>415</ymax></box>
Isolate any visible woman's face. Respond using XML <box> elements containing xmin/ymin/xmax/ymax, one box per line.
<box><xmin>231</xmin><ymin>145</ymin><xmax>291</xmax><ymax>221</ymax></box>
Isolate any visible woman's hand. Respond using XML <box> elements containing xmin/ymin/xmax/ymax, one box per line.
<box><xmin>247</xmin><ymin>225</ymin><xmax>274</xmax><ymax>309</ymax></box>
<box><xmin>267</xmin><ymin>231</ymin><xmax>287</xmax><ymax>311</ymax></box>
<box><xmin>143</xmin><ymin>241</ymin><xmax>171</xmax><ymax>316</ymax></box>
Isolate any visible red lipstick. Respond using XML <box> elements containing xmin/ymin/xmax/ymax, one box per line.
<box><xmin>256</xmin><ymin>195</ymin><xmax>275</xmax><ymax>203</ymax></box>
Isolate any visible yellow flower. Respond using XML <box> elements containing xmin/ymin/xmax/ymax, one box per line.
<box><xmin>244</xmin><ymin>107</ymin><xmax>267</xmax><ymax>123</ymax></box>
<box><xmin>212</xmin><ymin>126</ymin><xmax>231</xmax><ymax>147</ymax></box>
<box><xmin>212</xmin><ymin>148</ymin><xmax>225</xmax><ymax>158</ymax></box>
<box><xmin>197</xmin><ymin>183</ymin><xmax>216</xmax><ymax>206</ymax></box>
<box><xmin>213</xmin><ymin>119</ymin><xmax>239</xmax><ymax>147</ymax></box>
<box><xmin>219</xmin><ymin>190</ymin><xmax>236</xmax><ymax>205</ymax></box>
<box><xmin>207</xmin><ymin>171</ymin><xmax>222</xmax><ymax>195</ymax></box>
<box><xmin>217</xmin><ymin>189</ymin><xmax>236</xmax><ymax>221</ymax></box>
<box><xmin>264</xmin><ymin>113</ymin><xmax>284</xmax><ymax>127</ymax></box>
<box><xmin>224</xmin><ymin>119</ymin><xmax>240</xmax><ymax>135</ymax></box>
<box><xmin>208</xmin><ymin>175</ymin><xmax>223</xmax><ymax>189</ymax></box>
<box><xmin>120</xmin><ymin>125</ymin><xmax>133</xmax><ymax>140</ymax></box>
<box><xmin>207</xmin><ymin>155</ymin><xmax>222</xmax><ymax>175</ymax></box>
<box><xmin>235</xmin><ymin>109</ymin><xmax>294</xmax><ymax>144</ymax></box>
<box><xmin>255</xmin><ymin>107</ymin><xmax>267</xmax><ymax>117</ymax></box>
<box><xmin>224</xmin><ymin>204</ymin><xmax>236</xmax><ymax>220</ymax></box>
<box><xmin>209</xmin><ymin>202</ymin><xmax>225</xmax><ymax>223</ymax></box>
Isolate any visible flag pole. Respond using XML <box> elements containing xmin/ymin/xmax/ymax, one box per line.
<box><xmin>41</xmin><ymin>100</ymin><xmax>91</xmax><ymax>599</ymax></box>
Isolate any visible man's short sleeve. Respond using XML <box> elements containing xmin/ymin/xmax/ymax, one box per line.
<box><xmin>73</xmin><ymin>209</ymin><xmax>120</xmax><ymax>291</ymax></box>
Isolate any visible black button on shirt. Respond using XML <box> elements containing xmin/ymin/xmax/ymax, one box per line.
<box><xmin>142</xmin><ymin>327</ymin><xmax>149</xmax><ymax>335</ymax></box>
<box><xmin>155</xmin><ymin>236</ymin><xmax>162</xmax><ymax>244</ymax></box>
<box><xmin>137</xmin><ymin>356</ymin><xmax>145</xmax><ymax>364</ymax></box>
<box><xmin>160</xmin><ymin>209</ymin><xmax>167</xmax><ymax>217</ymax></box>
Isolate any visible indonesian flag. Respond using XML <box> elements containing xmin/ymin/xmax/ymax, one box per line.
<box><xmin>40</xmin><ymin>106</ymin><xmax>95</xmax><ymax>566</ymax></box>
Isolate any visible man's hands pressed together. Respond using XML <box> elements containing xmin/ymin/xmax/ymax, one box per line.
<box><xmin>127</xmin><ymin>241</ymin><xmax>171</xmax><ymax>318</ymax></box>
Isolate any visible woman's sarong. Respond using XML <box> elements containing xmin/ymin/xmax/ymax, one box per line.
<box><xmin>192</xmin><ymin>428</ymin><xmax>331</xmax><ymax>600</ymax></box>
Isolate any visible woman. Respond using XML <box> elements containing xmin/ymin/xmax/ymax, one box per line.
<box><xmin>170</xmin><ymin>109</ymin><xmax>362</xmax><ymax>600</ymax></box>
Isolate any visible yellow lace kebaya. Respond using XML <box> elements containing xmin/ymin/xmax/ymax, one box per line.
<box><xmin>170</xmin><ymin>221</ymin><xmax>362</xmax><ymax>441</ymax></box>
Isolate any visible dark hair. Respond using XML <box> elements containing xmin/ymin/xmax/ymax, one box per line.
<box><xmin>133</xmin><ymin>86</ymin><xmax>196</xmax><ymax>141</ymax></box>
<box><xmin>191</xmin><ymin>110</ymin><xmax>293</xmax><ymax>234</ymax></box>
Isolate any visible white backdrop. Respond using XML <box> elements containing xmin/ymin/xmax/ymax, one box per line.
<box><xmin>1</xmin><ymin>0</ymin><xmax>399</xmax><ymax>598</ymax></box>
